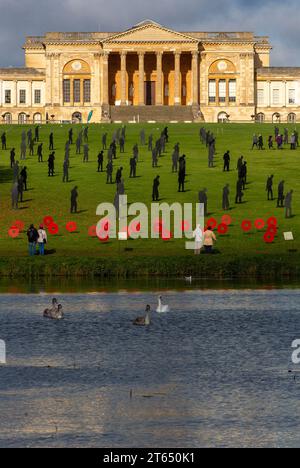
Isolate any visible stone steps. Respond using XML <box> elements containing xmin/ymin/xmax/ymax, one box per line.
<box><xmin>109</xmin><ymin>105</ymin><xmax>196</xmax><ymax>123</ymax></box>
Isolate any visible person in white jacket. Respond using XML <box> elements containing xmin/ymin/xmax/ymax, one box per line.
<box><xmin>193</xmin><ymin>224</ymin><xmax>204</xmax><ymax>255</ymax></box>
<box><xmin>37</xmin><ymin>225</ymin><xmax>47</xmax><ymax>256</ymax></box>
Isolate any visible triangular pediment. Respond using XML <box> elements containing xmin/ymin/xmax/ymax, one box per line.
<box><xmin>103</xmin><ymin>21</ymin><xmax>199</xmax><ymax>44</ymax></box>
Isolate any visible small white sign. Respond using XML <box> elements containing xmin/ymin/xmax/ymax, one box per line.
<box><xmin>284</xmin><ymin>232</ymin><xmax>294</xmax><ymax>241</ymax></box>
<box><xmin>0</xmin><ymin>340</ymin><xmax>6</xmax><ymax>364</ymax></box>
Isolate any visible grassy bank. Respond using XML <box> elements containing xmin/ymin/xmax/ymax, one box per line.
<box><xmin>0</xmin><ymin>253</ymin><xmax>299</xmax><ymax>279</ymax></box>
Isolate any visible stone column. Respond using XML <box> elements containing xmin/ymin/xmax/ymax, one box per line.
<box><xmin>120</xmin><ymin>51</ymin><xmax>127</xmax><ymax>105</ymax></box>
<box><xmin>28</xmin><ymin>80</ymin><xmax>32</xmax><ymax>108</ymax></box>
<box><xmin>14</xmin><ymin>80</ymin><xmax>18</xmax><ymax>107</ymax></box>
<box><xmin>93</xmin><ymin>53</ymin><xmax>101</xmax><ymax>105</ymax></box>
<box><xmin>138</xmin><ymin>52</ymin><xmax>145</xmax><ymax>105</ymax></box>
<box><xmin>156</xmin><ymin>51</ymin><xmax>163</xmax><ymax>105</ymax></box>
<box><xmin>174</xmin><ymin>52</ymin><xmax>181</xmax><ymax>105</ymax></box>
<box><xmin>192</xmin><ymin>51</ymin><xmax>199</xmax><ymax>105</ymax></box>
<box><xmin>102</xmin><ymin>51</ymin><xmax>109</xmax><ymax>106</ymax></box>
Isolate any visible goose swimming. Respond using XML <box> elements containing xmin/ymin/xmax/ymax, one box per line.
<box><xmin>133</xmin><ymin>305</ymin><xmax>151</xmax><ymax>326</ymax></box>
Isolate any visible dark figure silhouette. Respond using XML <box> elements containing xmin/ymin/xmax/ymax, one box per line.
<box><xmin>116</xmin><ymin>167</ymin><xmax>123</xmax><ymax>184</ymax></box>
<box><xmin>235</xmin><ymin>179</ymin><xmax>244</xmax><ymax>204</ymax></box>
<box><xmin>198</xmin><ymin>189</ymin><xmax>208</xmax><ymax>216</ymax></box>
<box><xmin>277</xmin><ymin>180</ymin><xmax>285</xmax><ymax>208</ymax></box>
<box><xmin>10</xmin><ymin>148</ymin><xmax>15</xmax><ymax>168</ymax></box>
<box><xmin>222</xmin><ymin>184</ymin><xmax>230</xmax><ymax>210</ymax></box>
<box><xmin>69</xmin><ymin>128</ymin><xmax>73</xmax><ymax>144</ymax></box>
<box><xmin>223</xmin><ymin>151</ymin><xmax>230</xmax><ymax>172</ymax></box>
<box><xmin>37</xmin><ymin>143</ymin><xmax>43</xmax><ymax>162</ymax></box>
<box><xmin>130</xmin><ymin>157</ymin><xmax>137</xmax><ymax>178</ymax></box>
<box><xmin>97</xmin><ymin>151</ymin><xmax>104</xmax><ymax>172</ymax></box>
<box><xmin>63</xmin><ymin>160</ymin><xmax>69</xmax><ymax>182</ymax></box>
<box><xmin>48</xmin><ymin>152</ymin><xmax>55</xmax><ymax>177</ymax></box>
<box><xmin>70</xmin><ymin>186</ymin><xmax>78</xmax><ymax>214</ymax></box>
<box><xmin>1</xmin><ymin>132</ymin><xmax>7</xmax><ymax>150</ymax></box>
<box><xmin>34</xmin><ymin>125</ymin><xmax>39</xmax><ymax>142</ymax></box>
<box><xmin>20</xmin><ymin>167</ymin><xmax>28</xmax><ymax>191</ymax></box>
<box><xmin>49</xmin><ymin>132</ymin><xmax>54</xmax><ymax>150</ymax></box>
<box><xmin>106</xmin><ymin>162</ymin><xmax>113</xmax><ymax>184</ymax></box>
<box><xmin>266</xmin><ymin>175</ymin><xmax>274</xmax><ymax>200</ymax></box>
<box><xmin>152</xmin><ymin>176</ymin><xmax>160</xmax><ymax>201</ymax></box>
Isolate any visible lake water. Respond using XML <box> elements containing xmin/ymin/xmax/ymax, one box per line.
<box><xmin>0</xmin><ymin>288</ymin><xmax>300</xmax><ymax>448</ymax></box>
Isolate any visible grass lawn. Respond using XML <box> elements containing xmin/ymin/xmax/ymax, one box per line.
<box><xmin>0</xmin><ymin>122</ymin><xmax>299</xmax><ymax>270</ymax></box>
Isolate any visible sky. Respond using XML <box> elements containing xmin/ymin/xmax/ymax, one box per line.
<box><xmin>0</xmin><ymin>0</ymin><xmax>299</xmax><ymax>67</ymax></box>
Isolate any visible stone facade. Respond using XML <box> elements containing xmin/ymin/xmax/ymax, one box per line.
<box><xmin>0</xmin><ymin>20</ymin><xmax>298</xmax><ymax>123</ymax></box>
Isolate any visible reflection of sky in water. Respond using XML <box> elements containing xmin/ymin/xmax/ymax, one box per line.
<box><xmin>0</xmin><ymin>290</ymin><xmax>300</xmax><ymax>447</ymax></box>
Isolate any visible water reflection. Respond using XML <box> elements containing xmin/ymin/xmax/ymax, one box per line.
<box><xmin>0</xmin><ymin>290</ymin><xmax>300</xmax><ymax>447</ymax></box>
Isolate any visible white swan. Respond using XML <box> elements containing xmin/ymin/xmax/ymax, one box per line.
<box><xmin>156</xmin><ymin>296</ymin><xmax>170</xmax><ymax>313</ymax></box>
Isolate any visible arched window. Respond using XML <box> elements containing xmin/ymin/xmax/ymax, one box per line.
<box><xmin>62</xmin><ymin>59</ymin><xmax>91</xmax><ymax>105</ymax></box>
<box><xmin>18</xmin><ymin>113</ymin><xmax>27</xmax><ymax>125</ymax></box>
<box><xmin>218</xmin><ymin>112</ymin><xmax>229</xmax><ymax>123</ymax></box>
<box><xmin>208</xmin><ymin>59</ymin><xmax>237</xmax><ymax>105</ymax></box>
<box><xmin>256</xmin><ymin>113</ymin><xmax>265</xmax><ymax>123</ymax></box>
<box><xmin>72</xmin><ymin>112</ymin><xmax>82</xmax><ymax>123</ymax></box>
<box><xmin>3</xmin><ymin>112</ymin><xmax>12</xmax><ymax>124</ymax></box>
<box><xmin>272</xmin><ymin>112</ymin><xmax>281</xmax><ymax>123</ymax></box>
<box><xmin>33</xmin><ymin>113</ymin><xmax>42</xmax><ymax>124</ymax></box>
<box><xmin>288</xmin><ymin>113</ymin><xmax>296</xmax><ymax>124</ymax></box>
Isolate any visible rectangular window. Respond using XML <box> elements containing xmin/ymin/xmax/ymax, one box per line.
<box><xmin>83</xmin><ymin>79</ymin><xmax>91</xmax><ymax>102</ymax></box>
<box><xmin>5</xmin><ymin>89</ymin><xmax>11</xmax><ymax>104</ymax></box>
<box><xmin>73</xmin><ymin>79</ymin><xmax>81</xmax><ymax>103</ymax></box>
<box><xmin>34</xmin><ymin>89</ymin><xmax>41</xmax><ymax>104</ymax></box>
<box><xmin>272</xmin><ymin>89</ymin><xmax>280</xmax><ymax>105</ymax></box>
<box><xmin>257</xmin><ymin>89</ymin><xmax>264</xmax><ymax>106</ymax></box>
<box><xmin>63</xmin><ymin>79</ymin><xmax>71</xmax><ymax>103</ymax></box>
<box><xmin>208</xmin><ymin>80</ymin><xmax>216</xmax><ymax>103</ymax></box>
<box><xmin>229</xmin><ymin>79</ymin><xmax>236</xmax><ymax>102</ymax></box>
<box><xmin>19</xmin><ymin>89</ymin><xmax>26</xmax><ymax>104</ymax></box>
<box><xmin>219</xmin><ymin>80</ymin><xmax>226</xmax><ymax>103</ymax></box>
<box><xmin>289</xmin><ymin>89</ymin><xmax>296</xmax><ymax>105</ymax></box>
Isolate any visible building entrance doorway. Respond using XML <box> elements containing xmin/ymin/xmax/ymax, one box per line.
<box><xmin>145</xmin><ymin>81</ymin><xmax>155</xmax><ymax>105</ymax></box>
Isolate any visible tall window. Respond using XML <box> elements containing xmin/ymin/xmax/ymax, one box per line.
<box><xmin>83</xmin><ymin>79</ymin><xmax>91</xmax><ymax>102</ymax></box>
<box><xmin>34</xmin><ymin>89</ymin><xmax>41</xmax><ymax>104</ymax></box>
<box><xmin>272</xmin><ymin>89</ymin><xmax>280</xmax><ymax>105</ymax></box>
<box><xmin>5</xmin><ymin>90</ymin><xmax>11</xmax><ymax>104</ymax></box>
<box><xmin>209</xmin><ymin>80</ymin><xmax>216</xmax><ymax>103</ymax></box>
<box><xmin>19</xmin><ymin>89</ymin><xmax>26</xmax><ymax>104</ymax></box>
<box><xmin>63</xmin><ymin>79</ymin><xmax>71</xmax><ymax>103</ymax></box>
<box><xmin>289</xmin><ymin>89</ymin><xmax>296</xmax><ymax>105</ymax></box>
<box><xmin>73</xmin><ymin>79</ymin><xmax>81</xmax><ymax>103</ymax></box>
<box><xmin>218</xmin><ymin>80</ymin><xmax>226</xmax><ymax>103</ymax></box>
<box><xmin>229</xmin><ymin>79</ymin><xmax>236</xmax><ymax>102</ymax></box>
<box><xmin>257</xmin><ymin>89</ymin><xmax>264</xmax><ymax>106</ymax></box>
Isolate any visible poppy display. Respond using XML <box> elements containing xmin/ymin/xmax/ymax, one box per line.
<box><xmin>8</xmin><ymin>227</ymin><xmax>20</xmax><ymax>238</ymax></box>
<box><xmin>66</xmin><ymin>221</ymin><xmax>77</xmax><ymax>233</ymax></box>
<box><xmin>48</xmin><ymin>223</ymin><xmax>59</xmax><ymax>235</ymax></box>
<box><xmin>267</xmin><ymin>217</ymin><xmax>278</xmax><ymax>227</ymax></box>
<box><xmin>88</xmin><ymin>226</ymin><xmax>97</xmax><ymax>237</ymax></box>
<box><xmin>221</xmin><ymin>215</ymin><xmax>232</xmax><ymax>226</ymax></box>
<box><xmin>264</xmin><ymin>232</ymin><xmax>275</xmax><ymax>243</ymax></box>
<box><xmin>206</xmin><ymin>217</ymin><xmax>217</xmax><ymax>230</ymax></box>
<box><xmin>43</xmin><ymin>216</ymin><xmax>54</xmax><ymax>227</ymax></box>
<box><xmin>241</xmin><ymin>220</ymin><xmax>252</xmax><ymax>232</ymax></box>
<box><xmin>217</xmin><ymin>223</ymin><xmax>228</xmax><ymax>235</ymax></box>
<box><xmin>254</xmin><ymin>219</ymin><xmax>265</xmax><ymax>230</ymax></box>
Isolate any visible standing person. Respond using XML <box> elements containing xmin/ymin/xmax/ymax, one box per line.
<box><xmin>235</xmin><ymin>178</ymin><xmax>243</xmax><ymax>204</ymax></box>
<box><xmin>192</xmin><ymin>224</ymin><xmax>203</xmax><ymax>255</ymax></box>
<box><xmin>1</xmin><ymin>132</ymin><xmax>7</xmax><ymax>150</ymax></box>
<box><xmin>76</xmin><ymin>136</ymin><xmax>81</xmax><ymax>154</ymax></box>
<box><xmin>115</xmin><ymin>167</ymin><xmax>123</xmax><ymax>185</ymax></box>
<box><xmin>26</xmin><ymin>224</ymin><xmax>38</xmax><ymax>257</ymax></box>
<box><xmin>70</xmin><ymin>186</ymin><xmax>78</xmax><ymax>214</ymax></box>
<box><xmin>276</xmin><ymin>134</ymin><xmax>283</xmax><ymax>149</ymax></box>
<box><xmin>172</xmin><ymin>150</ymin><xmax>178</xmax><ymax>173</ymax></box>
<box><xmin>29</xmin><ymin>138</ymin><xmax>34</xmax><ymax>156</ymax></box>
<box><xmin>106</xmin><ymin>161</ymin><xmax>113</xmax><ymax>184</ymax></box>
<box><xmin>148</xmin><ymin>134</ymin><xmax>153</xmax><ymax>151</ymax></box>
<box><xmin>48</xmin><ymin>152</ymin><xmax>55</xmax><ymax>177</ymax></box>
<box><xmin>152</xmin><ymin>176</ymin><xmax>160</xmax><ymax>202</ymax></box>
<box><xmin>268</xmin><ymin>135</ymin><xmax>274</xmax><ymax>149</ymax></box>
<box><xmin>13</xmin><ymin>161</ymin><xmax>19</xmax><ymax>182</ymax></box>
<box><xmin>49</xmin><ymin>132</ymin><xmax>54</xmax><ymax>151</ymax></box>
<box><xmin>140</xmin><ymin>129</ymin><xmax>146</xmax><ymax>146</ymax></box>
<box><xmin>208</xmin><ymin>142</ymin><xmax>214</xmax><ymax>168</ymax></box>
<box><xmin>266</xmin><ymin>175</ymin><xmax>274</xmax><ymax>201</ymax></box>
<box><xmin>83</xmin><ymin>144</ymin><xmax>89</xmax><ymax>162</ymax></box>
<box><xmin>222</xmin><ymin>184</ymin><xmax>230</xmax><ymax>210</ymax></box>
<box><xmin>68</xmin><ymin>128</ymin><xmax>73</xmax><ymax>145</ymax></box>
<box><xmin>119</xmin><ymin>135</ymin><xmax>125</xmax><ymax>153</ymax></box>
<box><xmin>252</xmin><ymin>134</ymin><xmax>258</xmax><ymax>149</ymax></box>
<box><xmin>237</xmin><ymin>155</ymin><xmax>244</xmax><ymax>173</ymax></box>
<box><xmin>163</xmin><ymin>126</ymin><xmax>169</xmax><ymax>143</ymax></box>
<box><xmin>10</xmin><ymin>148</ymin><xmax>15</xmax><ymax>168</ymax></box>
<box><xmin>258</xmin><ymin>134</ymin><xmax>264</xmax><ymax>150</ymax></box>
<box><xmin>285</xmin><ymin>190</ymin><xmax>293</xmax><ymax>218</ymax></box>
<box><xmin>34</xmin><ymin>125</ymin><xmax>39</xmax><ymax>142</ymax></box>
<box><xmin>20</xmin><ymin>166</ymin><xmax>28</xmax><ymax>191</ymax></box>
<box><xmin>11</xmin><ymin>182</ymin><xmax>19</xmax><ymax>210</ymax></box>
<box><xmin>84</xmin><ymin>126</ymin><xmax>89</xmax><ymax>142</ymax></box>
<box><xmin>223</xmin><ymin>150</ymin><xmax>230</xmax><ymax>172</ymax></box>
<box><xmin>20</xmin><ymin>140</ymin><xmax>26</xmax><ymax>160</ymax></box>
<box><xmin>37</xmin><ymin>225</ymin><xmax>47</xmax><ymax>256</ymax></box>
<box><xmin>198</xmin><ymin>189</ymin><xmax>208</xmax><ymax>217</ymax></box>
<box><xmin>178</xmin><ymin>155</ymin><xmax>186</xmax><ymax>192</ymax></box>
<box><xmin>130</xmin><ymin>157</ymin><xmax>137</xmax><ymax>178</ymax></box>
<box><xmin>37</xmin><ymin>143</ymin><xmax>43</xmax><ymax>162</ymax></box>
<box><xmin>97</xmin><ymin>151</ymin><xmax>104</xmax><ymax>172</ymax></box>
<box><xmin>133</xmin><ymin>144</ymin><xmax>139</xmax><ymax>162</ymax></box>
<box><xmin>18</xmin><ymin>176</ymin><xmax>24</xmax><ymax>203</ymax></box>
<box><xmin>239</xmin><ymin>161</ymin><xmax>247</xmax><ymax>190</ymax></box>
<box><xmin>152</xmin><ymin>148</ymin><xmax>158</xmax><ymax>168</ymax></box>
<box><xmin>203</xmin><ymin>226</ymin><xmax>216</xmax><ymax>254</ymax></box>
<box><xmin>277</xmin><ymin>180</ymin><xmax>285</xmax><ymax>208</ymax></box>
<box><xmin>102</xmin><ymin>132</ymin><xmax>107</xmax><ymax>150</ymax></box>
<box><xmin>290</xmin><ymin>133</ymin><xmax>296</xmax><ymax>150</ymax></box>
<box><xmin>63</xmin><ymin>159</ymin><xmax>69</xmax><ymax>182</ymax></box>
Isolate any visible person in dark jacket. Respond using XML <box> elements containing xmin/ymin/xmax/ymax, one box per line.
<box><xmin>223</xmin><ymin>151</ymin><xmax>230</xmax><ymax>172</ymax></box>
<box><xmin>27</xmin><ymin>224</ymin><xmax>38</xmax><ymax>256</ymax></box>
<box><xmin>70</xmin><ymin>186</ymin><xmax>78</xmax><ymax>214</ymax></box>
<box><xmin>152</xmin><ymin>176</ymin><xmax>160</xmax><ymax>201</ymax></box>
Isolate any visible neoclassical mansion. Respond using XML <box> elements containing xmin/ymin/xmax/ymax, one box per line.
<box><xmin>0</xmin><ymin>20</ymin><xmax>299</xmax><ymax>124</ymax></box>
